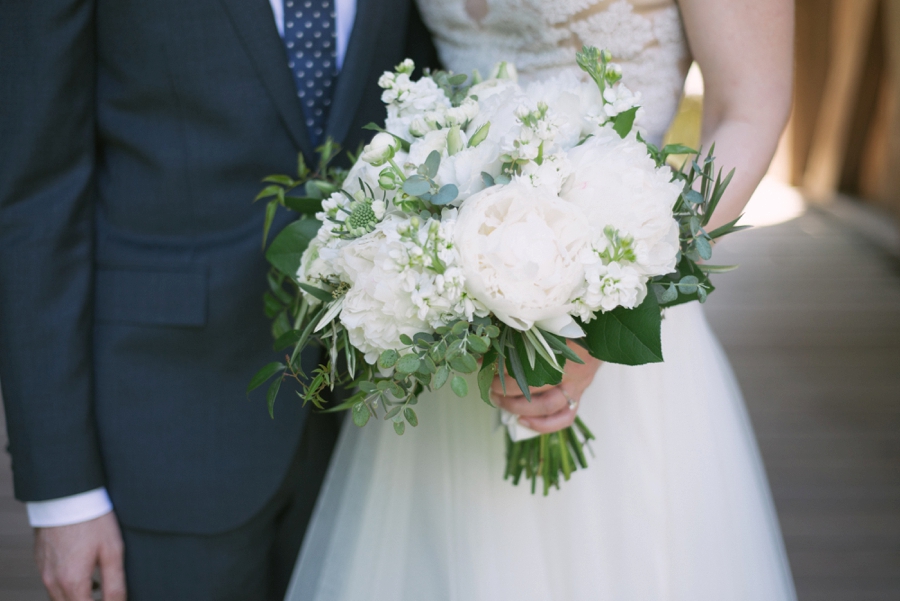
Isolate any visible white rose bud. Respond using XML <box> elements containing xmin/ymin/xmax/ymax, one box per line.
<box><xmin>360</xmin><ymin>133</ymin><xmax>401</xmax><ymax>166</ymax></box>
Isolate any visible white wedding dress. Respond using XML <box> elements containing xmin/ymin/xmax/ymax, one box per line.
<box><xmin>286</xmin><ymin>1</ymin><xmax>797</xmax><ymax>599</ymax></box>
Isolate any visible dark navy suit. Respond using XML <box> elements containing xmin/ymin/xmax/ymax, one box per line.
<box><xmin>0</xmin><ymin>0</ymin><xmax>436</xmax><ymax>597</ymax></box>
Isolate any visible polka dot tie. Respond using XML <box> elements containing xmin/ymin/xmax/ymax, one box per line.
<box><xmin>283</xmin><ymin>0</ymin><xmax>337</xmax><ymax>146</ymax></box>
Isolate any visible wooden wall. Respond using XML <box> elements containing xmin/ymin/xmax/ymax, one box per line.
<box><xmin>793</xmin><ymin>0</ymin><xmax>900</xmax><ymax>222</ymax></box>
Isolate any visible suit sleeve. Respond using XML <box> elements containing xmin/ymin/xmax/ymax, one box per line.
<box><xmin>0</xmin><ymin>0</ymin><xmax>106</xmax><ymax>501</ymax></box>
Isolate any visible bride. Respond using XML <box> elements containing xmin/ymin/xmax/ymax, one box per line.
<box><xmin>288</xmin><ymin>1</ymin><xmax>796</xmax><ymax>599</ymax></box>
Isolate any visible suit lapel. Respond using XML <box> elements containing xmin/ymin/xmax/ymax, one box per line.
<box><xmin>219</xmin><ymin>0</ymin><xmax>314</xmax><ymax>157</ymax></box>
<box><xmin>324</xmin><ymin>0</ymin><xmax>386</xmax><ymax>145</ymax></box>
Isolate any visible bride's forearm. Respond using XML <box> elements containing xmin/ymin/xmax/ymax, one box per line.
<box><xmin>678</xmin><ymin>0</ymin><xmax>794</xmax><ymax>233</ymax></box>
<box><xmin>699</xmin><ymin>115</ymin><xmax>784</xmax><ymax>232</ymax></box>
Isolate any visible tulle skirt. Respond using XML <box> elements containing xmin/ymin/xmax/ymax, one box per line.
<box><xmin>286</xmin><ymin>303</ymin><xmax>797</xmax><ymax>601</ymax></box>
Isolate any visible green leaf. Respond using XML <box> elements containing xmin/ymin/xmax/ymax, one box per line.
<box><xmin>384</xmin><ymin>405</ymin><xmax>402</xmax><ymax>420</ymax></box>
<box><xmin>396</xmin><ymin>354</ymin><xmax>421</xmax><ymax>374</ymax></box>
<box><xmin>266</xmin><ymin>376</ymin><xmax>282</xmax><ymax>418</ymax></box>
<box><xmin>707</xmin><ymin>215</ymin><xmax>750</xmax><ymax>240</ymax></box>
<box><xmin>273</xmin><ymin>329</ymin><xmax>302</xmax><ymax>351</ymax></box>
<box><xmin>477</xmin><ymin>361</ymin><xmax>496</xmax><ymax>406</ymax></box>
<box><xmin>404</xmin><ymin>408</ymin><xmax>418</xmax><ymax>427</ymax></box>
<box><xmin>399</xmin><ymin>334</ymin><xmax>414</xmax><ymax>345</ymax></box>
<box><xmin>393</xmin><ymin>420</ymin><xmax>406</xmax><ymax>435</ymax></box>
<box><xmin>352</xmin><ymin>402</ymin><xmax>370</xmax><ymax>427</ymax></box>
<box><xmin>378</xmin><ymin>349</ymin><xmax>399</xmax><ymax>369</ymax></box>
<box><xmin>612</xmin><ymin>106</ymin><xmax>639</xmax><ymax>138</ymax></box>
<box><xmin>505</xmin><ymin>332</ymin><xmax>564</xmax><ymax>389</ymax></box>
<box><xmin>448</xmin><ymin>73</ymin><xmax>468</xmax><ymax>85</ymax></box>
<box><xmin>265</xmin><ymin>218</ymin><xmax>322</xmax><ymax>277</ymax></box>
<box><xmin>580</xmin><ymin>292</ymin><xmax>663</xmax><ymax>365</ymax></box>
<box><xmin>506</xmin><ymin>341</ymin><xmax>532</xmax><ymax>402</ymax></box>
<box><xmin>434</xmin><ymin>364</ymin><xmax>450</xmax><ymax>389</ymax></box>
<box><xmin>247</xmin><ymin>362</ymin><xmax>285</xmax><ymax>395</ymax></box>
<box><xmin>282</xmin><ymin>196</ymin><xmax>324</xmax><ymax>215</ymax></box>
<box><xmin>481</xmin><ymin>172</ymin><xmax>495</xmax><ymax>187</ymax></box>
<box><xmin>449</xmin><ymin>353</ymin><xmax>478</xmax><ymax>374</ymax></box>
<box><xmin>254</xmin><ymin>184</ymin><xmax>283</xmax><ymax>202</ymax></box>
<box><xmin>424</xmin><ymin>151</ymin><xmax>441</xmax><ymax>178</ymax></box>
<box><xmin>262</xmin><ymin>199</ymin><xmax>278</xmax><ymax>249</ymax></box>
<box><xmin>263</xmin><ymin>292</ymin><xmax>283</xmax><ymax>319</ymax></box>
<box><xmin>262</xmin><ymin>174</ymin><xmax>296</xmax><ymax>186</ymax></box>
<box><xmin>298</xmin><ymin>283</ymin><xmax>334</xmax><ymax>303</ymax></box>
<box><xmin>661</xmin><ymin>143</ymin><xmax>697</xmax><ymax>156</ymax></box>
<box><xmin>450</xmin><ymin>375</ymin><xmax>468</xmax><ymax>397</ymax></box>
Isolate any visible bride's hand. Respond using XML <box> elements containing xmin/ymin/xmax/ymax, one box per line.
<box><xmin>489</xmin><ymin>343</ymin><xmax>601</xmax><ymax>434</ymax></box>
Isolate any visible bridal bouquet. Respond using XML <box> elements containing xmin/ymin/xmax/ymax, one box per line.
<box><xmin>250</xmin><ymin>47</ymin><xmax>739</xmax><ymax>494</ymax></box>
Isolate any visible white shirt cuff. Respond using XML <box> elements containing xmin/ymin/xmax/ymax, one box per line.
<box><xmin>26</xmin><ymin>487</ymin><xmax>113</xmax><ymax>528</ymax></box>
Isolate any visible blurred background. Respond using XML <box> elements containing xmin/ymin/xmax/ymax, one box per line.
<box><xmin>2</xmin><ymin>1</ymin><xmax>900</xmax><ymax>598</ymax></box>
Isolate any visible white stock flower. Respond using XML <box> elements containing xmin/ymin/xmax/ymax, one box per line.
<box><xmin>561</xmin><ymin>131</ymin><xmax>681</xmax><ymax>314</ymax></box>
<box><xmin>454</xmin><ymin>181</ymin><xmax>590</xmax><ymax>336</ymax></box>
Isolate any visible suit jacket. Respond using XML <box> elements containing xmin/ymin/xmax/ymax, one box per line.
<box><xmin>0</xmin><ymin>0</ymin><xmax>438</xmax><ymax>534</ymax></box>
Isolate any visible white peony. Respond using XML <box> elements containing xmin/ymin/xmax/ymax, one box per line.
<box><xmin>454</xmin><ymin>181</ymin><xmax>590</xmax><ymax>336</ymax></box>
<box><xmin>561</xmin><ymin>132</ymin><xmax>681</xmax><ymax>280</ymax></box>
<box><xmin>524</xmin><ymin>72</ymin><xmax>604</xmax><ymax>150</ymax></box>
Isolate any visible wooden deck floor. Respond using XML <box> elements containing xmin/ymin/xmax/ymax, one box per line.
<box><xmin>1</xmin><ymin>197</ymin><xmax>899</xmax><ymax>600</ymax></box>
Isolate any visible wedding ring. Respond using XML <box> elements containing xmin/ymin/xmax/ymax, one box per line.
<box><xmin>561</xmin><ymin>387</ymin><xmax>578</xmax><ymax>411</ymax></box>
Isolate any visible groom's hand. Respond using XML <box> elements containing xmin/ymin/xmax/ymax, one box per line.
<box><xmin>490</xmin><ymin>343</ymin><xmax>602</xmax><ymax>434</ymax></box>
<box><xmin>35</xmin><ymin>512</ymin><xmax>126</xmax><ymax>601</ymax></box>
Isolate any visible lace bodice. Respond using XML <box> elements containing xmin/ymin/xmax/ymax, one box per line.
<box><xmin>415</xmin><ymin>0</ymin><xmax>691</xmax><ymax>142</ymax></box>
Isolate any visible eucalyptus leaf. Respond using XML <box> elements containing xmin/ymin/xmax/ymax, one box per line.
<box><xmin>695</xmin><ymin>236</ymin><xmax>712</xmax><ymax>260</ymax></box>
<box><xmin>434</xmin><ymin>364</ymin><xmax>451</xmax><ymax>389</ymax></box>
<box><xmin>403</xmin><ymin>175</ymin><xmax>432</xmax><ymax>197</ymax></box>
<box><xmin>404</xmin><ymin>408</ymin><xmax>418</xmax><ymax>427</ymax></box>
<box><xmin>430</xmin><ymin>184</ymin><xmax>459</xmax><ymax>206</ymax></box>
<box><xmin>481</xmin><ymin>172</ymin><xmax>495</xmax><ymax>187</ymax></box>
<box><xmin>396</xmin><ymin>354</ymin><xmax>421</xmax><ymax>374</ymax></box>
<box><xmin>352</xmin><ymin>402</ymin><xmax>370</xmax><ymax>427</ymax></box>
<box><xmin>679</xmin><ymin>275</ymin><xmax>699</xmax><ymax>294</ymax></box>
<box><xmin>424</xmin><ymin>151</ymin><xmax>441</xmax><ymax>178</ymax></box>
<box><xmin>683</xmin><ymin>189</ymin><xmax>704</xmax><ymax>205</ymax></box>
<box><xmin>449</xmin><ymin>353</ymin><xmax>478</xmax><ymax>374</ymax></box>
<box><xmin>378</xmin><ymin>349</ymin><xmax>399</xmax><ymax>369</ymax></box>
<box><xmin>394</xmin><ymin>421</ymin><xmax>406</xmax><ymax>435</ymax></box>
<box><xmin>450</xmin><ymin>375</ymin><xmax>468</xmax><ymax>397</ymax></box>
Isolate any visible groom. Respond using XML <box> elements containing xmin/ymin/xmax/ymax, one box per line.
<box><xmin>0</xmin><ymin>1</ymin><xmax>436</xmax><ymax>599</ymax></box>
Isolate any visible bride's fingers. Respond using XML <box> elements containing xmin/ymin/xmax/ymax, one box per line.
<box><xmin>492</xmin><ymin>387</ymin><xmax>568</xmax><ymax>418</ymax></box>
<box><xmin>518</xmin><ymin>403</ymin><xmax>578</xmax><ymax>434</ymax></box>
<box><xmin>490</xmin><ymin>375</ymin><xmax>556</xmax><ymax>397</ymax></box>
